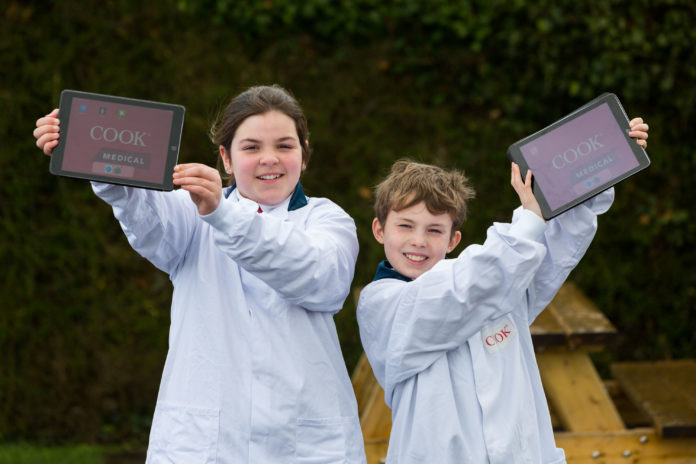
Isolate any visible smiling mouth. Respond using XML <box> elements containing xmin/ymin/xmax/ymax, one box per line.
<box><xmin>404</xmin><ymin>253</ymin><xmax>427</xmax><ymax>263</ymax></box>
<box><xmin>257</xmin><ymin>173</ymin><xmax>283</xmax><ymax>181</ymax></box>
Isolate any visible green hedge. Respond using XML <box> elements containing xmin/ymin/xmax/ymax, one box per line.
<box><xmin>1</xmin><ymin>0</ymin><xmax>694</xmax><ymax>442</ymax></box>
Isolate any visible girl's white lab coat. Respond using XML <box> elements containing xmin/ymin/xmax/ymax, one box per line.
<box><xmin>92</xmin><ymin>182</ymin><xmax>365</xmax><ymax>464</ymax></box>
<box><xmin>357</xmin><ymin>191</ymin><xmax>613</xmax><ymax>464</ymax></box>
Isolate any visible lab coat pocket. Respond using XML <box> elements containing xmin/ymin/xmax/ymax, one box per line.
<box><xmin>147</xmin><ymin>403</ymin><xmax>219</xmax><ymax>464</ymax></box>
<box><xmin>296</xmin><ymin>416</ymin><xmax>361</xmax><ymax>463</ymax></box>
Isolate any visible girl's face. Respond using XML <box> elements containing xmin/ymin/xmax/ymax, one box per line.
<box><xmin>220</xmin><ymin>111</ymin><xmax>305</xmax><ymax>206</ymax></box>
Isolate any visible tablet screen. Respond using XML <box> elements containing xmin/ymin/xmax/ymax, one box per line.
<box><xmin>51</xmin><ymin>90</ymin><xmax>185</xmax><ymax>190</ymax></box>
<box><xmin>518</xmin><ymin>102</ymin><xmax>639</xmax><ymax>211</ymax></box>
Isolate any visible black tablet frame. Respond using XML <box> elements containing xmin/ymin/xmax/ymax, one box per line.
<box><xmin>507</xmin><ymin>93</ymin><xmax>650</xmax><ymax>219</ymax></box>
<box><xmin>50</xmin><ymin>89</ymin><xmax>185</xmax><ymax>191</ymax></box>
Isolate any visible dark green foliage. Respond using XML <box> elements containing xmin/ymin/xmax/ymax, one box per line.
<box><xmin>1</xmin><ymin>0</ymin><xmax>694</xmax><ymax>443</ymax></box>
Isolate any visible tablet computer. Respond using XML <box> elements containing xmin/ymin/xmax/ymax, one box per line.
<box><xmin>50</xmin><ymin>90</ymin><xmax>185</xmax><ymax>191</ymax></box>
<box><xmin>507</xmin><ymin>93</ymin><xmax>650</xmax><ymax>219</ymax></box>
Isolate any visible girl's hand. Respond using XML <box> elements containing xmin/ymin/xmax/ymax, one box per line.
<box><xmin>173</xmin><ymin>163</ymin><xmax>223</xmax><ymax>215</ymax></box>
<box><xmin>628</xmin><ymin>117</ymin><xmax>649</xmax><ymax>148</ymax></box>
<box><xmin>33</xmin><ymin>109</ymin><xmax>61</xmax><ymax>155</ymax></box>
<box><xmin>511</xmin><ymin>162</ymin><xmax>544</xmax><ymax>221</ymax></box>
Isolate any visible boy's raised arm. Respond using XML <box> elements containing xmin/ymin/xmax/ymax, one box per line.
<box><xmin>524</xmin><ymin>117</ymin><xmax>649</xmax><ymax>322</ymax></box>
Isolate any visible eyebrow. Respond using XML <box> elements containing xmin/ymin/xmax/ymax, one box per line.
<box><xmin>394</xmin><ymin>216</ymin><xmax>448</xmax><ymax>228</ymax></box>
<box><xmin>238</xmin><ymin>136</ymin><xmax>297</xmax><ymax>144</ymax></box>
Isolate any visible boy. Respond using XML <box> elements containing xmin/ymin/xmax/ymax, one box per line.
<box><xmin>357</xmin><ymin>119</ymin><xmax>647</xmax><ymax>463</ymax></box>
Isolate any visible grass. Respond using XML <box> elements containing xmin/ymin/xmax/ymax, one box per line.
<box><xmin>0</xmin><ymin>444</ymin><xmax>104</xmax><ymax>464</ymax></box>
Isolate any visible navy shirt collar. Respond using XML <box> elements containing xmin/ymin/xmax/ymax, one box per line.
<box><xmin>224</xmin><ymin>181</ymin><xmax>308</xmax><ymax>211</ymax></box>
<box><xmin>373</xmin><ymin>260</ymin><xmax>412</xmax><ymax>283</ymax></box>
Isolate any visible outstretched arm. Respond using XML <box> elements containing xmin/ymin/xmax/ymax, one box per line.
<box><xmin>33</xmin><ymin>109</ymin><xmax>198</xmax><ymax>276</ymax></box>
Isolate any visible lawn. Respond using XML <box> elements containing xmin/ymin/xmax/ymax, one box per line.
<box><xmin>0</xmin><ymin>444</ymin><xmax>104</xmax><ymax>464</ymax></box>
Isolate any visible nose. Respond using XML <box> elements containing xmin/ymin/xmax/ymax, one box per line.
<box><xmin>409</xmin><ymin>230</ymin><xmax>427</xmax><ymax>248</ymax></box>
<box><xmin>259</xmin><ymin>148</ymin><xmax>279</xmax><ymax>165</ymax></box>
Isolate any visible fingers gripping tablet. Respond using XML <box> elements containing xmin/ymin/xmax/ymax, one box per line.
<box><xmin>50</xmin><ymin>90</ymin><xmax>185</xmax><ymax>191</ymax></box>
<box><xmin>507</xmin><ymin>93</ymin><xmax>650</xmax><ymax>219</ymax></box>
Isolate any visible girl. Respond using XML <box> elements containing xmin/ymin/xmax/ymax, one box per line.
<box><xmin>34</xmin><ymin>85</ymin><xmax>366</xmax><ymax>463</ymax></box>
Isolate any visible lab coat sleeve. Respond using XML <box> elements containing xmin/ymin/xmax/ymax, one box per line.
<box><xmin>201</xmin><ymin>196</ymin><xmax>358</xmax><ymax>312</ymax></box>
<box><xmin>521</xmin><ymin>188</ymin><xmax>614</xmax><ymax>324</ymax></box>
<box><xmin>91</xmin><ymin>182</ymin><xmax>199</xmax><ymax>275</ymax></box>
<box><xmin>357</xmin><ymin>210</ymin><xmax>547</xmax><ymax>404</ymax></box>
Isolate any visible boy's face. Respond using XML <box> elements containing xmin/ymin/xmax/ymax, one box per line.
<box><xmin>220</xmin><ymin>110</ymin><xmax>305</xmax><ymax>206</ymax></box>
<box><xmin>372</xmin><ymin>202</ymin><xmax>461</xmax><ymax>280</ymax></box>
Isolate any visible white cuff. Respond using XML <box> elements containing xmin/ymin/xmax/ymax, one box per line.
<box><xmin>200</xmin><ymin>194</ymin><xmax>257</xmax><ymax>228</ymax></box>
<box><xmin>509</xmin><ymin>208</ymin><xmax>547</xmax><ymax>242</ymax></box>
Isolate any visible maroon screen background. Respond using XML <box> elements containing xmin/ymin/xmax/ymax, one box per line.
<box><xmin>61</xmin><ymin>97</ymin><xmax>174</xmax><ymax>183</ymax></box>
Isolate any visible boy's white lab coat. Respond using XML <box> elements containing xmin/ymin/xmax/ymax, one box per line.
<box><xmin>357</xmin><ymin>191</ymin><xmax>613</xmax><ymax>464</ymax></box>
<box><xmin>92</xmin><ymin>182</ymin><xmax>365</xmax><ymax>464</ymax></box>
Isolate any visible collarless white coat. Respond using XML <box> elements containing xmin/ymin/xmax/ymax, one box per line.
<box><xmin>92</xmin><ymin>182</ymin><xmax>365</xmax><ymax>464</ymax></box>
<box><xmin>357</xmin><ymin>191</ymin><xmax>613</xmax><ymax>464</ymax></box>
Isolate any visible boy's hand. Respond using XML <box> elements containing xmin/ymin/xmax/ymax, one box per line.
<box><xmin>33</xmin><ymin>109</ymin><xmax>60</xmax><ymax>155</ymax></box>
<box><xmin>173</xmin><ymin>163</ymin><xmax>223</xmax><ymax>215</ymax></box>
<box><xmin>511</xmin><ymin>162</ymin><xmax>544</xmax><ymax>221</ymax></box>
<box><xmin>628</xmin><ymin>117</ymin><xmax>649</xmax><ymax>148</ymax></box>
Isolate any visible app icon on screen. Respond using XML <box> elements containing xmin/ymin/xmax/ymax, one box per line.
<box><xmin>99</xmin><ymin>107</ymin><xmax>107</xmax><ymax>115</ymax></box>
<box><xmin>79</xmin><ymin>104</ymin><xmax>88</xmax><ymax>113</ymax></box>
<box><xmin>118</xmin><ymin>109</ymin><xmax>126</xmax><ymax>118</ymax></box>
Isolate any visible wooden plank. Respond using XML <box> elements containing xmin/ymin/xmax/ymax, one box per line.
<box><xmin>611</xmin><ymin>360</ymin><xmax>696</xmax><ymax>438</ymax></box>
<box><xmin>530</xmin><ymin>306</ymin><xmax>567</xmax><ymax>347</ymax></box>
<box><xmin>537</xmin><ymin>350</ymin><xmax>625</xmax><ymax>432</ymax></box>
<box><xmin>351</xmin><ymin>353</ymin><xmax>376</xmax><ymax>418</ymax></box>
<box><xmin>364</xmin><ymin>441</ymin><xmax>389</xmax><ymax>464</ymax></box>
<box><xmin>360</xmin><ymin>380</ymin><xmax>393</xmax><ymax>440</ymax></box>
<box><xmin>364</xmin><ymin>429</ymin><xmax>696</xmax><ymax>464</ymax></box>
<box><xmin>556</xmin><ymin>428</ymin><xmax>696</xmax><ymax>463</ymax></box>
<box><xmin>545</xmin><ymin>282</ymin><xmax>618</xmax><ymax>347</ymax></box>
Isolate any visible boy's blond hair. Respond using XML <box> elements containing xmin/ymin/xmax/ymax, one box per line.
<box><xmin>374</xmin><ymin>160</ymin><xmax>476</xmax><ymax>234</ymax></box>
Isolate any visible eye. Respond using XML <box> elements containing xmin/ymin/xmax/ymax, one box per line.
<box><xmin>398</xmin><ymin>224</ymin><xmax>412</xmax><ymax>229</ymax></box>
<box><xmin>278</xmin><ymin>144</ymin><xmax>294</xmax><ymax>150</ymax></box>
<box><xmin>242</xmin><ymin>145</ymin><xmax>258</xmax><ymax>151</ymax></box>
<box><xmin>428</xmin><ymin>228</ymin><xmax>443</xmax><ymax>234</ymax></box>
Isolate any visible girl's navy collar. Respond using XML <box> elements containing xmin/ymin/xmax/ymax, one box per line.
<box><xmin>373</xmin><ymin>260</ymin><xmax>412</xmax><ymax>283</ymax></box>
<box><xmin>223</xmin><ymin>182</ymin><xmax>308</xmax><ymax>211</ymax></box>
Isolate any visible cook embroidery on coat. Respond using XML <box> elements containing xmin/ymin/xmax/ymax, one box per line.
<box><xmin>482</xmin><ymin>317</ymin><xmax>516</xmax><ymax>353</ymax></box>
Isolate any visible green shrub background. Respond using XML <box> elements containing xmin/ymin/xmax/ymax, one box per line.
<box><xmin>1</xmin><ymin>0</ymin><xmax>694</xmax><ymax>443</ymax></box>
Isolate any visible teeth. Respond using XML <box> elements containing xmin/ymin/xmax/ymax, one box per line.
<box><xmin>258</xmin><ymin>174</ymin><xmax>281</xmax><ymax>180</ymax></box>
<box><xmin>405</xmin><ymin>253</ymin><xmax>426</xmax><ymax>262</ymax></box>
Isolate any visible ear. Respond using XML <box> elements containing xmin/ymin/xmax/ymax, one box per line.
<box><xmin>372</xmin><ymin>218</ymin><xmax>385</xmax><ymax>244</ymax></box>
<box><xmin>302</xmin><ymin>139</ymin><xmax>309</xmax><ymax>171</ymax></box>
<box><xmin>447</xmin><ymin>230</ymin><xmax>462</xmax><ymax>253</ymax></box>
<box><xmin>219</xmin><ymin>145</ymin><xmax>232</xmax><ymax>174</ymax></box>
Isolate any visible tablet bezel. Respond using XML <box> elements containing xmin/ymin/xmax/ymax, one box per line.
<box><xmin>49</xmin><ymin>89</ymin><xmax>185</xmax><ymax>191</ymax></box>
<box><xmin>507</xmin><ymin>93</ymin><xmax>650</xmax><ymax>219</ymax></box>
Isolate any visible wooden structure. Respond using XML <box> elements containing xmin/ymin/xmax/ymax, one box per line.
<box><xmin>611</xmin><ymin>360</ymin><xmax>696</xmax><ymax>439</ymax></box>
<box><xmin>351</xmin><ymin>282</ymin><xmax>696</xmax><ymax>463</ymax></box>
